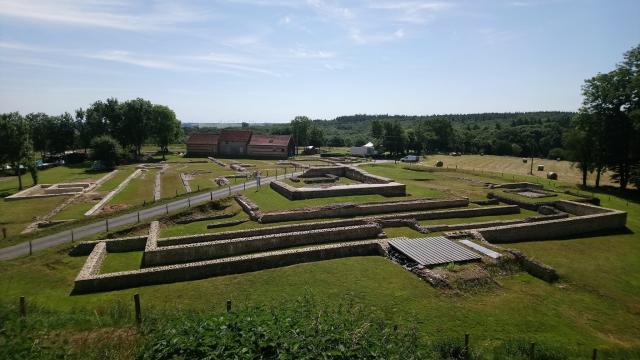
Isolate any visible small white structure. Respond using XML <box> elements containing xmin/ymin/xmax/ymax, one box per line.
<box><xmin>351</xmin><ymin>142</ymin><xmax>376</xmax><ymax>157</ymax></box>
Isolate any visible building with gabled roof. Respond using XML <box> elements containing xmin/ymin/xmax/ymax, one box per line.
<box><xmin>186</xmin><ymin>133</ymin><xmax>219</xmax><ymax>156</ymax></box>
<box><xmin>247</xmin><ymin>134</ymin><xmax>294</xmax><ymax>159</ymax></box>
<box><xmin>186</xmin><ymin>130</ymin><xmax>293</xmax><ymax>159</ymax></box>
<box><xmin>218</xmin><ymin>129</ymin><xmax>253</xmax><ymax>156</ymax></box>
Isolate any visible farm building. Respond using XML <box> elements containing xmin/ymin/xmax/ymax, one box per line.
<box><xmin>186</xmin><ymin>130</ymin><xmax>293</xmax><ymax>159</ymax></box>
<box><xmin>185</xmin><ymin>133</ymin><xmax>219</xmax><ymax>156</ymax></box>
<box><xmin>218</xmin><ymin>129</ymin><xmax>252</xmax><ymax>156</ymax></box>
<box><xmin>247</xmin><ymin>134</ymin><xmax>295</xmax><ymax>159</ymax></box>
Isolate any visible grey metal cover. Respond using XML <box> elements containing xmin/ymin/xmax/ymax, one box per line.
<box><xmin>459</xmin><ymin>239</ymin><xmax>501</xmax><ymax>259</ymax></box>
<box><xmin>388</xmin><ymin>236</ymin><xmax>481</xmax><ymax>266</ymax></box>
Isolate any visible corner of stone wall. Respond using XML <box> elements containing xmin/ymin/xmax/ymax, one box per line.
<box><xmin>75</xmin><ymin>241</ymin><xmax>107</xmax><ymax>281</ymax></box>
<box><xmin>505</xmin><ymin>248</ymin><xmax>559</xmax><ymax>283</ymax></box>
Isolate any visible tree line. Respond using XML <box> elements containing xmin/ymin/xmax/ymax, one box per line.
<box><xmin>0</xmin><ymin>98</ymin><xmax>181</xmax><ymax>190</ymax></box>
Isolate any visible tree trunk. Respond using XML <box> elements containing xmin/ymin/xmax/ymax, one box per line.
<box><xmin>15</xmin><ymin>163</ymin><xmax>23</xmax><ymax>190</ymax></box>
<box><xmin>582</xmin><ymin>168</ymin><xmax>587</xmax><ymax>187</ymax></box>
<box><xmin>162</xmin><ymin>146</ymin><xmax>166</xmax><ymax>161</ymax></box>
<box><xmin>595</xmin><ymin>169</ymin><xmax>602</xmax><ymax>188</ymax></box>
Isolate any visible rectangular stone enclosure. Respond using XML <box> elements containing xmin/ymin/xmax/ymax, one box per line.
<box><xmin>270</xmin><ymin>165</ymin><xmax>406</xmax><ymax>200</ymax></box>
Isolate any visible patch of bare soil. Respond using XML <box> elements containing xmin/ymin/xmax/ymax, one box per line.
<box><xmin>102</xmin><ymin>204</ymin><xmax>129</xmax><ymax>213</ymax></box>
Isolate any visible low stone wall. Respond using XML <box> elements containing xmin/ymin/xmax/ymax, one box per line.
<box><xmin>158</xmin><ymin>219</ymin><xmax>371</xmax><ymax>246</ymax></box>
<box><xmin>72</xmin><ymin>240</ymin><xmax>385</xmax><ymax>294</ymax></box>
<box><xmin>234</xmin><ymin>194</ymin><xmax>261</xmax><ymax>220</ymax></box>
<box><xmin>554</xmin><ymin>200</ymin><xmax>610</xmax><ymax>216</ymax></box>
<box><xmin>487</xmin><ymin>192</ymin><xmax>546</xmax><ymax>211</ymax></box>
<box><xmin>270</xmin><ymin>180</ymin><xmax>406</xmax><ymax>200</ymax></box>
<box><xmin>259</xmin><ymin>198</ymin><xmax>469</xmax><ymax>223</ymax></box>
<box><xmin>506</xmin><ymin>249</ymin><xmax>559</xmax><ymax>282</ymax></box>
<box><xmin>143</xmin><ymin>224</ymin><xmax>382</xmax><ymax>267</ymax></box>
<box><xmin>478</xmin><ymin>204</ymin><xmax>627</xmax><ymax>243</ymax></box>
<box><xmin>69</xmin><ymin>235</ymin><xmax>147</xmax><ymax>256</ymax></box>
<box><xmin>375</xmin><ymin>205</ymin><xmax>520</xmax><ymax>222</ymax></box>
<box><xmin>490</xmin><ymin>182</ymin><xmax>544</xmax><ymax>190</ymax></box>
<box><xmin>74</xmin><ymin>242</ymin><xmax>107</xmax><ymax>286</ymax></box>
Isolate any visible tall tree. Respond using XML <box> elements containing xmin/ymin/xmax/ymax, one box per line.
<box><xmin>119</xmin><ymin>98</ymin><xmax>153</xmax><ymax>157</ymax></box>
<box><xmin>150</xmin><ymin>105</ymin><xmax>181</xmax><ymax>160</ymax></box>
<box><xmin>25</xmin><ymin>112</ymin><xmax>52</xmax><ymax>159</ymax></box>
<box><xmin>0</xmin><ymin>113</ymin><xmax>33</xmax><ymax>190</ymax></box>
<box><xmin>290</xmin><ymin>116</ymin><xmax>312</xmax><ymax>152</ymax></box>
<box><xmin>581</xmin><ymin>44</ymin><xmax>640</xmax><ymax>189</ymax></box>
<box><xmin>308</xmin><ymin>125</ymin><xmax>326</xmax><ymax>147</ymax></box>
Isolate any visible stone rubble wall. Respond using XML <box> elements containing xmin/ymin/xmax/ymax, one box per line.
<box><xmin>477</xmin><ymin>202</ymin><xmax>627</xmax><ymax>243</ymax></box>
<box><xmin>72</xmin><ymin>240</ymin><xmax>385</xmax><ymax>294</ymax></box>
<box><xmin>143</xmin><ymin>224</ymin><xmax>382</xmax><ymax>267</ymax></box>
<box><xmin>489</xmin><ymin>182</ymin><xmax>544</xmax><ymax>190</ymax></box>
<box><xmin>505</xmin><ymin>248</ymin><xmax>559</xmax><ymax>282</ymax></box>
<box><xmin>374</xmin><ymin>205</ymin><xmax>520</xmax><ymax>222</ymax></box>
<box><xmin>234</xmin><ymin>194</ymin><xmax>261</xmax><ymax>220</ymax></box>
<box><xmin>259</xmin><ymin>197</ymin><xmax>468</xmax><ymax>223</ymax></box>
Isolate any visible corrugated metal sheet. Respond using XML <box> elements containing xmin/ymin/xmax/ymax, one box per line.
<box><xmin>388</xmin><ymin>236</ymin><xmax>481</xmax><ymax>266</ymax></box>
<box><xmin>458</xmin><ymin>240</ymin><xmax>501</xmax><ymax>259</ymax></box>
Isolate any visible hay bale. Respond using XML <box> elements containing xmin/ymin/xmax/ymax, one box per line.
<box><xmin>537</xmin><ymin>164</ymin><xmax>544</xmax><ymax>171</ymax></box>
<box><xmin>522</xmin><ymin>158</ymin><xmax>528</xmax><ymax>163</ymax></box>
<box><xmin>546</xmin><ymin>172</ymin><xmax>558</xmax><ymax>180</ymax></box>
<box><xmin>435</xmin><ymin>160</ymin><xmax>444</xmax><ymax>167</ymax></box>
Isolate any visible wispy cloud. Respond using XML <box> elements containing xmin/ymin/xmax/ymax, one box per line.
<box><xmin>84</xmin><ymin>50</ymin><xmax>195</xmax><ymax>71</ymax></box>
<box><xmin>0</xmin><ymin>0</ymin><xmax>208</xmax><ymax>31</ymax></box>
<box><xmin>288</xmin><ymin>47</ymin><xmax>335</xmax><ymax>59</ymax></box>
<box><xmin>367</xmin><ymin>1</ymin><xmax>453</xmax><ymax>24</ymax></box>
<box><xmin>350</xmin><ymin>28</ymin><xmax>405</xmax><ymax>45</ymax></box>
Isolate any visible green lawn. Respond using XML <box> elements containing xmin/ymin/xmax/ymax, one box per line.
<box><xmin>0</xmin><ymin>163</ymin><xmax>109</xmax><ymax>196</ymax></box>
<box><xmin>1</xmin><ymin>162</ymin><xmax>639</xmax><ymax>357</ymax></box>
<box><xmin>101</xmin><ymin>251</ymin><xmax>143</xmax><ymax>273</ymax></box>
<box><xmin>0</xmin><ymin>196</ymin><xmax>70</xmax><ymax>239</ymax></box>
<box><xmin>107</xmin><ymin>169</ymin><xmax>157</xmax><ymax>208</ymax></box>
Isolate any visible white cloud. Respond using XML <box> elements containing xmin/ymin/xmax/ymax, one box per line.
<box><xmin>367</xmin><ymin>1</ymin><xmax>453</xmax><ymax>24</ymax></box>
<box><xmin>288</xmin><ymin>47</ymin><xmax>335</xmax><ymax>59</ymax></box>
<box><xmin>350</xmin><ymin>27</ymin><xmax>406</xmax><ymax>45</ymax></box>
<box><xmin>0</xmin><ymin>0</ymin><xmax>208</xmax><ymax>31</ymax></box>
<box><xmin>84</xmin><ymin>50</ymin><xmax>195</xmax><ymax>71</ymax></box>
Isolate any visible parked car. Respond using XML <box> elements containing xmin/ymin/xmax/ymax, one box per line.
<box><xmin>400</xmin><ymin>155</ymin><xmax>419</xmax><ymax>163</ymax></box>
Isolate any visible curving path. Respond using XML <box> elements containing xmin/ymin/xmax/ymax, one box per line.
<box><xmin>0</xmin><ymin>172</ymin><xmax>301</xmax><ymax>261</ymax></box>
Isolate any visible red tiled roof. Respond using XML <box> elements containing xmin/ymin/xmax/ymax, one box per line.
<box><xmin>186</xmin><ymin>133</ymin><xmax>219</xmax><ymax>145</ymax></box>
<box><xmin>249</xmin><ymin>134</ymin><xmax>292</xmax><ymax>146</ymax></box>
<box><xmin>219</xmin><ymin>129</ymin><xmax>252</xmax><ymax>142</ymax></box>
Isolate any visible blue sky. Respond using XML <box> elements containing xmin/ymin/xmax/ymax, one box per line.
<box><xmin>0</xmin><ymin>0</ymin><xmax>638</xmax><ymax>123</ymax></box>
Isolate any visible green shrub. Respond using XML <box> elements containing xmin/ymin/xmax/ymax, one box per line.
<box><xmin>136</xmin><ymin>293</ymin><xmax>426</xmax><ymax>359</ymax></box>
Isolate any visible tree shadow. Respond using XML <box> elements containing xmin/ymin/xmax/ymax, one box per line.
<box><xmin>579</xmin><ymin>184</ymin><xmax>640</xmax><ymax>205</ymax></box>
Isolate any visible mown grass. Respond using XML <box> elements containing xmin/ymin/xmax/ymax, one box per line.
<box><xmin>107</xmin><ymin>169</ymin><xmax>157</xmax><ymax>208</ymax></box>
<box><xmin>101</xmin><ymin>252</ymin><xmax>143</xmax><ymax>274</ymax></box>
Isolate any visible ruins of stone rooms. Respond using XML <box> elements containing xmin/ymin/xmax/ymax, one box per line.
<box><xmin>67</xmin><ymin>160</ymin><xmax>627</xmax><ymax>294</ymax></box>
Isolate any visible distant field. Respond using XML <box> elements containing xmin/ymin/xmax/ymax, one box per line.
<box><xmin>420</xmin><ymin>154</ymin><xmax>614</xmax><ymax>186</ymax></box>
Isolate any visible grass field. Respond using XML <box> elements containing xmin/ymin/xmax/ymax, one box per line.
<box><xmin>1</xmin><ymin>154</ymin><xmax>639</xmax><ymax>358</ymax></box>
<box><xmin>421</xmin><ymin>154</ymin><xmax>614</xmax><ymax>186</ymax></box>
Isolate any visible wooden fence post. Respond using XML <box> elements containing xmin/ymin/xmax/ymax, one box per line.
<box><xmin>134</xmin><ymin>293</ymin><xmax>142</xmax><ymax>325</ymax></box>
<box><xmin>210</xmin><ymin>192</ymin><xmax>213</xmax><ymax>201</ymax></box>
<box><xmin>226</xmin><ymin>300</ymin><xmax>232</xmax><ymax>312</ymax></box>
<box><xmin>529</xmin><ymin>342</ymin><xmax>535</xmax><ymax>360</ymax></box>
<box><xmin>71</xmin><ymin>230</ymin><xmax>74</xmax><ymax>243</ymax></box>
<box><xmin>2</xmin><ymin>227</ymin><xmax>6</xmax><ymax>239</ymax></box>
<box><xmin>464</xmin><ymin>333</ymin><xmax>469</xmax><ymax>359</ymax></box>
<box><xmin>105</xmin><ymin>219</ymin><xmax>109</xmax><ymax>233</ymax></box>
<box><xmin>29</xmin><ymin>240</ymin><xmax>32</xmax><ymax>256</ymax></box>
<box><xmin>592</xmin><ymin>348</ymin><xmax>597</xmax><ymax>360</ymax></box>
<box><xmin>19</xmin><ymin>296</ymin><xmax>26</xmax><ymax>317</ymax></box>
<box><xmin>188</xmin><ymin>198</ymin><xmax>191</xmax><ymax>207</ymax></box>
<box><xmin>137</xmin><ymin>212</ymin><xmax>140</xmax><ymax>223</ymax></box>
<box><xmin>165</xmin><ymin>204</ymin><xmax>169</xmax><ymax>214</ymax></box>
